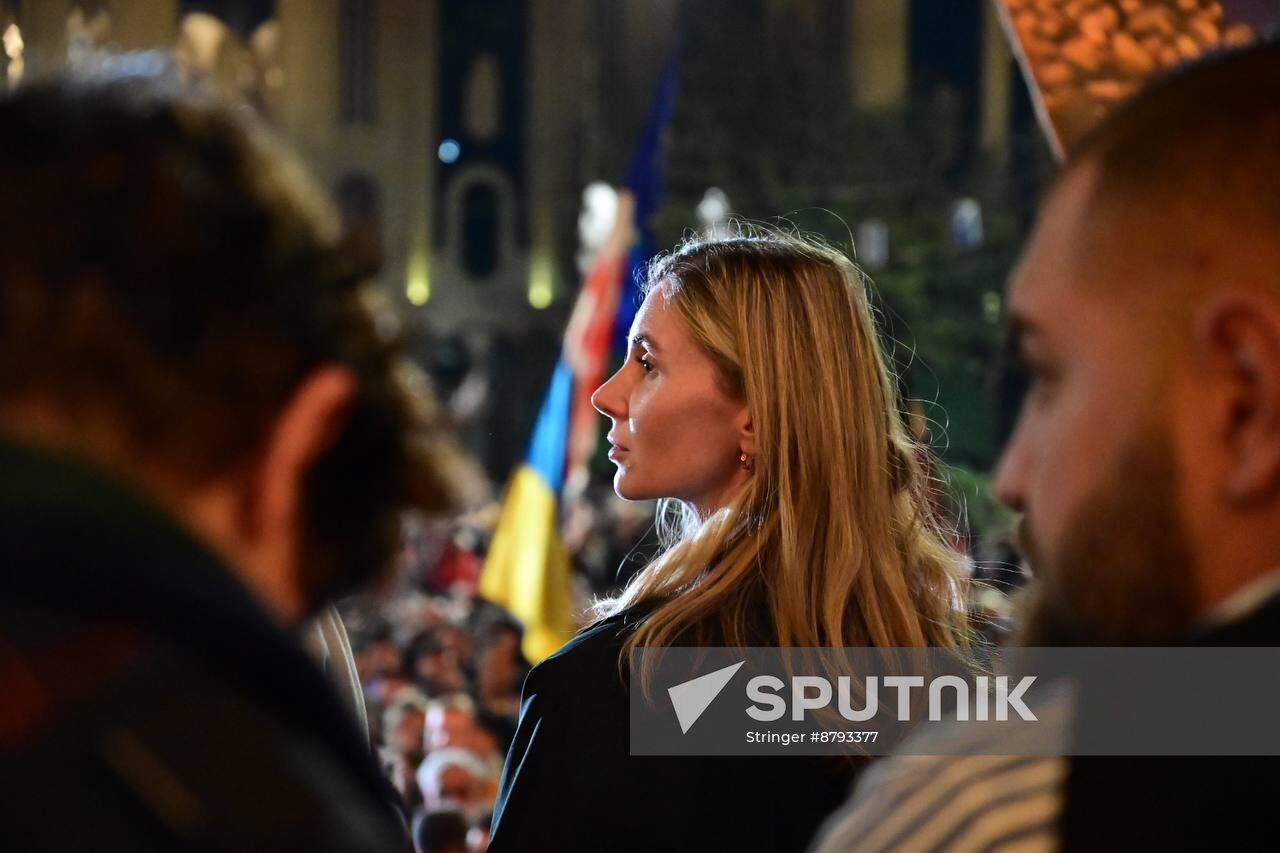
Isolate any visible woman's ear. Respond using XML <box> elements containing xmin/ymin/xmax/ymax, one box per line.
<box><xmin>737</xmin><ymin>406</ymin><xmax>756</xmax><ymax>456</ymax></box>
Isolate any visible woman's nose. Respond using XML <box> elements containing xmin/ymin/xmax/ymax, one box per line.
<box><xmin>591</xmin><ymin>367</ymin><xmax>627</xmax><ymax>419</ymax></box>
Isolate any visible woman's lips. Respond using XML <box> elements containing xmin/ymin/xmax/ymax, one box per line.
<box><xmin>606</xmin><ymin>435</ymin><xmax>629</xmax><ymax>460</ymax></box>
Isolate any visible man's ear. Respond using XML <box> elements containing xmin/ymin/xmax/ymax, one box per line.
<box><xmin>1194</xmin><ymin>293</ymin><xmax>1280</xmax><ymax>506</ymax></box>
<box><xmin>245</xmin><ymin>365</ymin><xmax>358</xmax><ymax>541</ymax></box>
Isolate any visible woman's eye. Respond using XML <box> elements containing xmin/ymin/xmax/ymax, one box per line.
<box><xmin>636</xmin><ymin>353</ymin><xmax>654</xmax><ymax>372</ymax></box>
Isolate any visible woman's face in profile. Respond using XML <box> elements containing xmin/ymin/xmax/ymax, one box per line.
<box><xmin>591</xmin><ymin>289</ymin><xmax>750</xmax><ymax>515</ymax></box>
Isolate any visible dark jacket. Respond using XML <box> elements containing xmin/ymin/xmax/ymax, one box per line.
<box><xmin>0</xmin><ymin>440</ymin><xmax>407</xmax><ymax>852</ymax></box>
<box><xmin>488</xmin><ymin>605</ymin><xmax>858</xmax><ymax>853</ymax></box>
<box><xmin>1059</xmin><ymin>591</ymin><xmax>1280</xmax><ymax>852</ymax></box>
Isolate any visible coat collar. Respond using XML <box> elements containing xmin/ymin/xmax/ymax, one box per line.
<box><xmin>0</xmin><ymin>437</ymin><xmax>391</xmax><ymax>802</ymax></box>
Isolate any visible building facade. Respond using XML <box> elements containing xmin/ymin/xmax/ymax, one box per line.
<box><xmin>0</xmin><ymin>0</ymin><xmax>1025</xmax><ymax>478</ymax></box>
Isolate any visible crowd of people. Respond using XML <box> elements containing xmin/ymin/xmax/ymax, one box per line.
<box><xmin>338</xmin><ymin>490</ymin><xmax>1023</xmax><ymax>852</ymax></box>
<box><xmin>327</xmin><ymin>487</ymin><xmax>688</xmax><ymax>852</ymax></box>
<box><xmin>344</xmin><ymin>588</ymin><xmax>514</xmax><ymax>852</ymax></box>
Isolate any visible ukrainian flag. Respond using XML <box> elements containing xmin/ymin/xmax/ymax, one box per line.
<box><xmin>480</xmin><ymin>53</ymin><xmax>679</xmax><ymax>664</ymax></box>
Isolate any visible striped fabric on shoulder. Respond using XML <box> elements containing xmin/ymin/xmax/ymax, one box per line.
<box><xmin>814</xmin><ymin>754</ymin><xmax>1064</xmax><ymax>853</ymax></box>
<box><xmin>811</xmin><ymin>684</ymin><xmax>1076</xmax><ymax>853</ymax></box>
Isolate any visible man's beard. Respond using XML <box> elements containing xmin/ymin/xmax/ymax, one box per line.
<box><xmin>1013</xmin><ymin>426</ymin><xmax>1199</xmax><ymax>647</ymax></box>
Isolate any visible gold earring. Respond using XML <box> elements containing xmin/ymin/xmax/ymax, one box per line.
<box><xmin>739</xmin><ymin>452</ymin><xmax>752</xmax><ymax>471</ymax></box>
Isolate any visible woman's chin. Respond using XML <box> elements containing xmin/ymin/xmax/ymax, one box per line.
<box><xmin>611</xmin><ymin>472</ymin><xmax>652</xmax><ymax>502</ymax></box>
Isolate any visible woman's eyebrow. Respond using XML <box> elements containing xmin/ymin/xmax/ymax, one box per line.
<box><xmin>630</xmin><ymin>333</ymin><xmax>660</xmax><ymax>353</ymax></box>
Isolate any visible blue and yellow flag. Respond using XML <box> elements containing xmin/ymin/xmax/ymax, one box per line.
<box><xmin>480</xmin><ymin>53</ymin><xmax>679</xmax><ymax>664</ymax></box>
<box><xmin>479</xmin><ymin>361</ymin><xmax>574</xmax><ymax>663</ymax></box>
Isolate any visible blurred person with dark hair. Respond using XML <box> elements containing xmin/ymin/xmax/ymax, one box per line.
<box><xmin>383</xmin><ymin>688</ymin><xmax>430</xmax><ymax>762</ymax></box>
<box><xmin>815</xmin><ymin>39</ymin><xmax>1280</xmax><ymax>853</ymax></box>
<box><xmin>471</xmin><ymin>708</ymin><xmax>516</xmax><ymax>760</ymax></box>
<box><xmin>412</xmin><ymin>809</ymin><xmax>469</xmax><ymax>853</ymax></box>
<box><xmin>405</xmin><ymin>629</ymin><xmax>468</xmax><ymax>697</ymax></box>
<box><xmin>0</xmin><ymin>60</ymin><xmax>461</xmax><ymax>850</ymax></box>
<box><xmin>474</xmin><ymin>616</ymin><xmax>529</xmax><ymax>721</ymax></box>
<box><xmin>354</xmin><ymin>621</ymin><xmax>406</xmax><ymax>685</ymax></box>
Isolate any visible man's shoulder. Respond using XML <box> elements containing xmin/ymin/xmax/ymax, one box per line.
<box><xmin>812</xmin><ymin>683</ymin><xmax>1076</xmax><ymax>853</ymax></box>
<box><xmin>0</xmin><ymin>613</ymin><xmax>403</xmax><ymax>851</ymax></box>
<box><xmin>814</xmin><ymin>752</ymin><xmax>1066</xmax><ymax>853</ymax></box>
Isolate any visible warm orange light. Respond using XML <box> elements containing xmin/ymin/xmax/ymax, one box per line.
<box><xmin>1000</xmin><ymin>0</ymin><xmax>1259</xmax><ymax>157</ymax></box>
<box><xmin>3</xmin><ymin>23</ymin><xmax>23</xmax><ymax>87</ymax></box>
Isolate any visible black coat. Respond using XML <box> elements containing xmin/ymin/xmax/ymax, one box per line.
<box><xmin>0</xmin><ymin>440</ymin><xmax>407</xmax><ymax>852</ymax></box>
<box><xmin>488</xmin><ymin>605</ymin><xmax>859</xmax><ymax>853</ymax></box>
<box><xmin>1059</xmin><ymin>591</ymin><xmax>1280</xmax><ymax>851</ymax></box>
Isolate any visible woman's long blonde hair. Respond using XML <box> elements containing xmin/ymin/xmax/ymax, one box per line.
<box><xmin>591</xmin><ymin>229</ymin><xmax>969</xmax><ymax>685</ymax></box>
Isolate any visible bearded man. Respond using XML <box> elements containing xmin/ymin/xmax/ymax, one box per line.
<box><xmin>815</xmin><ymin>39</ymin><xmax>1280</xmax><ymax>853</ymax></box>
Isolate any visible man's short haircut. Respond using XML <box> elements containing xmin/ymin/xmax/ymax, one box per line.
<box><xmin>0</xmin><ymin>57</ymin><xmax>459</xmax><ymax>603</ymax></box>
<box><xmin>1067</xmin><ymin>39</ymin><xmax>1280</xmax><ymax>261</ymax></box>
<box><xmin>480</xmin><ymin>614</ymin><xmax>525</xmax><ymax>643</ymax></box>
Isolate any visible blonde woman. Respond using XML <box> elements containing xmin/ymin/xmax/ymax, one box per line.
<box><xmin>487</xmin><ymin>231</ymin><xmax>968</xmax><ymax>853</ymax></box>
